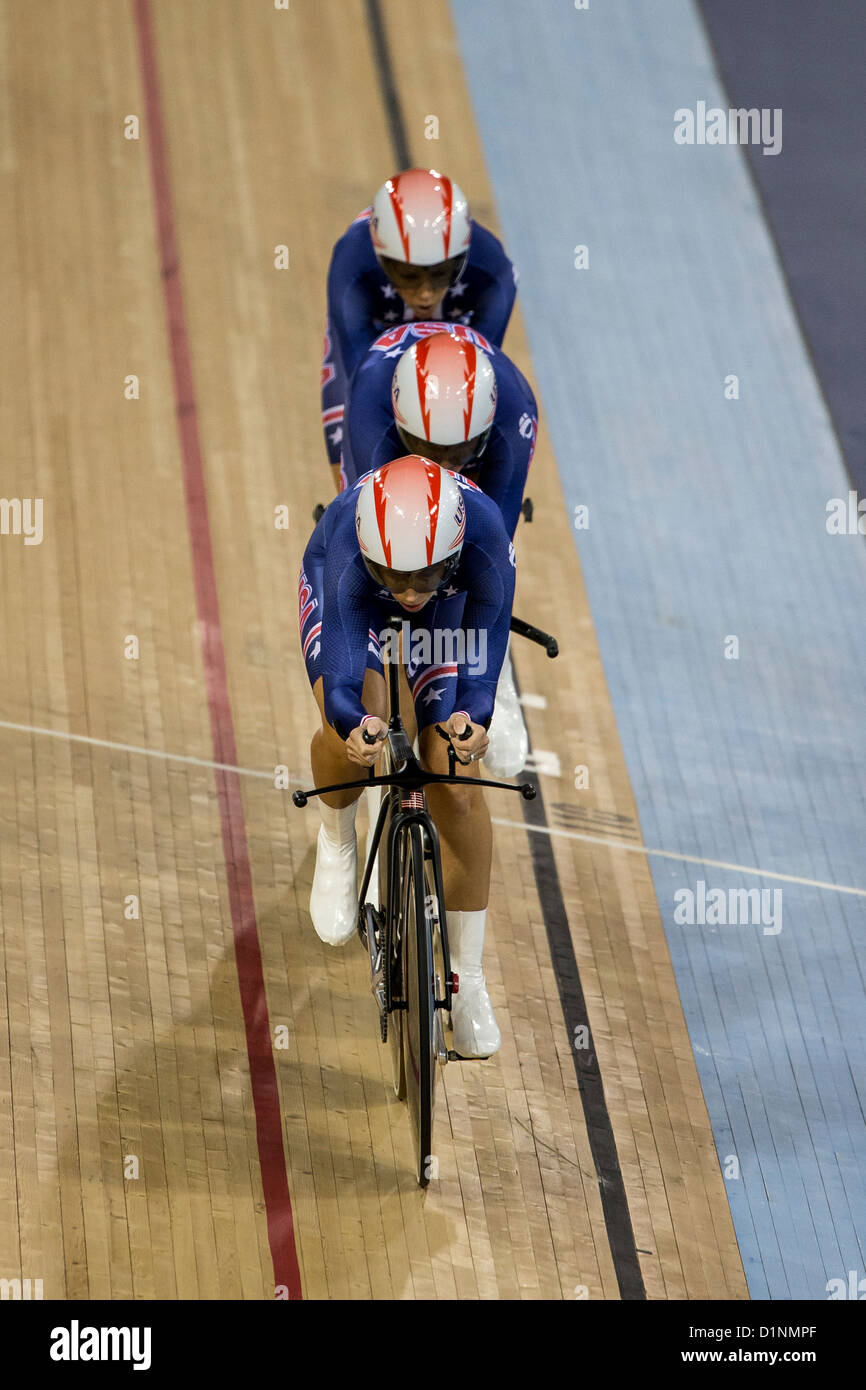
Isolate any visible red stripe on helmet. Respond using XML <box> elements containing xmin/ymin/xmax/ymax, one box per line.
<box><xmin>425</xmin><ymin>457</ymin><xmax>441</xmax><ymax>564</ymax></box>
<box><xmin>414</xmin><ymin>338</ymin><xmax>434</xmax><ymax>438</ymax></box>
<box><xmin>439</xmin><ymin>175</ymin><xmax>453</xmax><ymax>257</ymax></box>
<box><xmin>462</xmin><ymin>341</ymin><xmax>476</xmax><ymax>440</ymax></box>
<box><xmin>373</xmin><ymin>468</ymin><xmax>392</xmax><ymax>566</ymax></box>
<box><xmin>386</xmin><ymin>177</ymin><xmax>411</xmax><ymax>261</ymax></box>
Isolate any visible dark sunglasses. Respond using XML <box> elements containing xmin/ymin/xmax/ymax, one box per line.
<box><xmin>379</xmin><ymin>254</ymin><xmax>466</xmax><ymax>294</ymax></box>
<box><xmin>362</xmin><ymin>553</ymin><xmax>460</xmax><ymax>595</ymax></box>
<box><xmin>396</xmin><ymin>426</ymin><xmax>491</xmax><ymax>472</ymax></box>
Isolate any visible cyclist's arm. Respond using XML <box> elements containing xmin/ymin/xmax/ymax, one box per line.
<box><xmin>349</xmin><ymin>424</ymin><xmax>402</xmax><ymax>479</ymax></box>
<box><xmin>329</xmin><ymin>269</ymin><xmax>379</xmax><ymax>385</ymax></box>
<box><xmin>477</xmin><ymin>424</ymin><xmax>534</xmax><ymax>540</ymax></box>
<box><xmin>469</xmin><ymin>274</ymin><xmax>517</xmax><ymax>350</ymax></box>
<box><xmin>321</xmin><ymin>554</ymin><xmax>379</xmax><ymax>739</ymax></box>
<box><xmin>320</xmin><ymin>314</ymin><xmax>347</xmax><ymax>470</ymax></box>
<box><xmin>462</xmin><ymin>229</ymin><xmax>518</xmax><ymax>347</ymax></box>
<box><xmin>346</xmin><ymin>358</ymin><xmax>401</xmax><ymax>478</ymax></box>
<box><xmin>321</xmin><ymin>239</ymin><xmax>379</xmax><ymax>471</ymax></box>
<box><xmin>454</xmin><ymin>533</ymin><xmax>516</xmax><ymax>726</ymax></box>
<box><xmin>476</xmin><ymin>361</ymin><xmax>537</xmax><ymax>538</ymax></box>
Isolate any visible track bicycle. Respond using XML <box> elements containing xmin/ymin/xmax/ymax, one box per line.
<box><xmin>293</xmin><ymin>612</ymin><xmax>556</xmax><ymax>1186</ymax></box>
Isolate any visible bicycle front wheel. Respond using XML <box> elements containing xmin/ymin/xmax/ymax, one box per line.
<box><xmin>378</xmin><ymin>744</ymin><xmax>407</xmax><ymax>1101</ymax></box>
<box><xmin>399</xmin><ymin>822</ymin><xmax>437</xmax><ymax>1187</ymax></box>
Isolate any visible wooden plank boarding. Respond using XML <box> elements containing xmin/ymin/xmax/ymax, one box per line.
<box><xmin>0</xmin><ymin>0</ymin><xmax>748</xmax><ymax>1301</ymax></box>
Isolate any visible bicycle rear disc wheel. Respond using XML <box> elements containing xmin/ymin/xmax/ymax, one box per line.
<box><xmin>401</xmin><ymin>823</ymin><xmax>436</xmax><ymax>1186</ymax></box>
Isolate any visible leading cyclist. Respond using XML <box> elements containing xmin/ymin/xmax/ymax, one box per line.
<box><xmin>298</xmin><ymin>454</ymin><xmax>516</xmax><ymax>1057</ymax></box>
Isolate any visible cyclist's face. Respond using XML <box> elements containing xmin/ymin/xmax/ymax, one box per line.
<box><xmin>364</xmin><ymin>557</ymin><xmax>454</xmax><ymax>606</ymax></box>
<box><xmin>382</xmin><ymin>569</ymin><xmax>439</xmax><ymax>610</ymax></box>
<box><xmin>397</xmin><ymin>427</ymin><xmax>489</xmax><ymax>473</ymax></box>
<box><xmin>394</xmin><ymin>589</ymin><xmax>433</xmax><ymax>612</ymax></box>
<box><xmin>379</xmin><ymin>255</ymin><xmax>464</xmax><ymax>314</ymax></box>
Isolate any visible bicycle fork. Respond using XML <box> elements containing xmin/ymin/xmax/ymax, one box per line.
<box><xmin>365</xmin><ymin>804</ymin><xmax>458</xmax><ymax>1052</ymax></box>
<box><xmin>418</xmin><ymin>817</ymin><xmax>458</xmax><ymax>1066</ymax></box>
<box><xmin>425</xmin><ymin>887</ymin><xmax>449</xmax><ymax>1066</ymax></box>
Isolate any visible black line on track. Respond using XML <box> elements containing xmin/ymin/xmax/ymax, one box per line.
<box><xmin>366</xmin><ymin>0</ymin><xmax>646</xmax><ymax>1302</ymax></box>
<box><xmin>364</xmin><ymin>0</ymin><xmax>412</xmax><ymax>170</ymax></box>
<box><xmin>512</xmin><ymin>670</ymin><xmax>647</xmax><ymax>1301</ymax></box>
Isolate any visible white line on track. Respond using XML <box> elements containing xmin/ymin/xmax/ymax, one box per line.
<box><xmin>0</xmin><ymin>718</ymin><xmax>278</xmax><ymax>780</ymax></box>
<box><xmin>2</xmin><ymin>716</ymin><xmax>861</xmax><ymax>899</ymax></box>
<box><xmin>490</xmin><ymin>817</ymin><xmax>866</xmax><ymax>899</ymax></box>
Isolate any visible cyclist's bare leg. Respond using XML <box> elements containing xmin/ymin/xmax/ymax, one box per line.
<box><xmin>311</xmin><ymin>671</ymin><xmax>386</xmax><ymax>808</ymax></box>
<box><xmin>419</xmin><ymin>725</ymin><xmax>491</xmax><ymax>912</ymax></box>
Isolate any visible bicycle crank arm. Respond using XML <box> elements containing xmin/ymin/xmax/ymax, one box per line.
<box><xmin>363</xmin><ymin>907</ymin><xmax>383</xmax><ymax>995</ymax></box>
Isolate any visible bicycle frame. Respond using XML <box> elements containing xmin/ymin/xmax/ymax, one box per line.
<box><xmin>360</xmin><ymin>750</ymin><xmax>452</xmax><ymax>1016</ymax></box>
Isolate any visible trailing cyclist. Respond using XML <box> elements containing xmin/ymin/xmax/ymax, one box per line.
<box><xmin>298</xmin><ymin>454</ymin><xmax>516</xmax><ymax>1057</ymax></box>
<box><xmin>321</xmin><ymin>169</ymin><xmax>517</xmax><ymax>490</ymax></box>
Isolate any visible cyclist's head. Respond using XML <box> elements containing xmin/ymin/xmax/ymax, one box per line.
<box><xmin>355</xmin><ymin>455</ymin><xmax>465</xmax><ymax>609</ymax></box>
<box><xmin>370</xmin><ymin>169</ymin><xmax>471</xmax><ymax>313</ymax></box>
<box><xmin>391</xmin><ymin>332</ymin><xmax>496</xmax><ymax>474</ymax></box>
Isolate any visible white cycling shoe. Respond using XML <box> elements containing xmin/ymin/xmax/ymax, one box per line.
<box><xmin>310</xmin><ymin>802</ymin><xmax>359</xmax><ymax>946</ymax></box>
<box><xmin>448</xmin><ymin>909</ymin><xmax>501</xmax><ymax>1058</ymax></box>
<box><xmin>482</xmin><ymin>644</ymin><xmax>528</xmax><ymax>779</ymax></box>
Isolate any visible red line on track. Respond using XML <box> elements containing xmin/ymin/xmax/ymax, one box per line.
<box><xmin>133</xmin><ymin>0</ymin><xmax>302</xmax><ymax>1300</ymax></box>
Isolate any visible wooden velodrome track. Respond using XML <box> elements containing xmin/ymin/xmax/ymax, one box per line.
<box><xmin>0</xmin><ymin>0</ymin><xmax>748</xmax><ymax>1300</ymax></box>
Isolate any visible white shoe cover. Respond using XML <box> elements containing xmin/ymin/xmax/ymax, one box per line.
<box><xmin>448</xmin><ymin>909</ymin><xmax>501</xmax><ymax>1057</ymax></box>
<box><xmin>310</xmin><ymin>823</ymin><xmax>358</xmax><ymax>946</ymax></box>
<box><xmin>483</xmin><ymin>646</ymin><xmax>528</xmax><ymax>778</ymax></box>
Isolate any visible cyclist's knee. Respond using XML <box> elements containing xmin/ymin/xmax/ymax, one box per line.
<box><xmin>427</xmin><ymin>778</ymin><xmax>483</xmax><ymax>822</ymax></box>
<box><xmin>420</xmin><ymin>728</ymin><xmax>485</xmax><ymax>820</ymax></box>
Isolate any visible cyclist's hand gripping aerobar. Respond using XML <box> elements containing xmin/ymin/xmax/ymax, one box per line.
<box><xmin>440</xmin><ymin>711</ymin><xmax>488</xmax><ymax>764</ymax></box>
<box><xmin>346</xmin><ymin>716</ymin><xmax>388</xmax><ymax>767</ymax></box>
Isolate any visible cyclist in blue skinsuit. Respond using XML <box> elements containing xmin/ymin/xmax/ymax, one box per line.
<box><xmin>344</xmin><ymin>324</ymin><xmax>537</xmax><ymax>776</ymax></box>
<box><xmin>321</xmin><ymin>168</ymin><xmax>517</xmax><ymax>490</ymax></box>
<box><xmin>299</xmin><ymin>455</ymin><xmax>516</xmax><ymax>1057</ymax></box>
<box><xmin>346</xmin><ymin>321</ymin><xmax>537</xmax><ymax>536</ymax></box>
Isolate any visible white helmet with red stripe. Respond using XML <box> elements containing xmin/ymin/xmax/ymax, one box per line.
<box><xmin>370</xmin><ymin>169</ymin><xmax>471</xmax><ymax>266</ymax></box>
<box><xmin>355</xmin><ymin>455</ymin><xmax>465</xmax><ymax>591</ymax></box>
<box><xmin>391</xmin><ymin>330</ymin><xmax>497</xmax><ymax>448</ymax></box>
